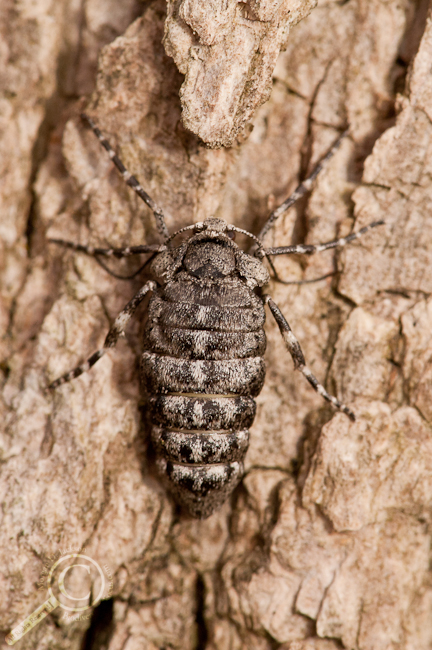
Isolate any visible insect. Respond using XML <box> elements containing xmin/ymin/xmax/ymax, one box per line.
<box><xmin>49</xmin><ymin>114</ymin><xmax>383</xmax><ymax>518</ymax></box>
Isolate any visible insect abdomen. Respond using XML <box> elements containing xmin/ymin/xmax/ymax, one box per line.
<box><xmin>142</xmin><ymin>274</ymin><xmax>266</xmax><ymax>518</ymax></box>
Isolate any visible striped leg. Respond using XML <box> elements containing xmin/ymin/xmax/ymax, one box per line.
<box><xmin>264</xmin><ymin>221</ymin><xmax>384</xmax><ymax>257</ymax></box>
<box><xmin>50</xmin><ymin>280</ymin><xmax>157</xmax><ymax>389</ymax></box>
<box><xmin>264</xmin><ymin>295</ymin><xmax>355</xmax><ymax>421</ymax></box>
<box><xmin>258</xmin><ymin>129</ymin><xmax>349</xmax><ymax>241</ymax></box>
<box><xmin>266</xmin><ymin>253</ymin><xmax>336</xmax><ymax>285</ymax></box>
<box><xmin>48</xmin><ymin>239</ymin><xmax>164</xmax><ymax>258</ymax></box>
<box><xmin>81</xmin><ymin>113</ymin><xmax>169</xmax><ymax>241</ymax></box>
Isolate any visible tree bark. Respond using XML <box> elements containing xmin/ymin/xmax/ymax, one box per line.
<box><xmin>163</xmin><ymin>0</ymin><xmax>317</xmax><ymax>146</ymax></box>
<box><xmin>1</xmin><ymin>0</ymin><xmax>432</xmax><ymax>649</ymax></box>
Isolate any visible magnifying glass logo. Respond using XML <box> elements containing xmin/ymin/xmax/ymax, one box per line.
<box><xmin>6</xmin><ymin>554</ymin><xmax>106</xmax><ymax>645</ymax></box>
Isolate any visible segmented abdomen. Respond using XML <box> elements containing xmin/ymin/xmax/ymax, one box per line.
<box><xmin>141</xmin><ymin>272</ymin><xmax>266</xmax><ymax>518</ymax></box>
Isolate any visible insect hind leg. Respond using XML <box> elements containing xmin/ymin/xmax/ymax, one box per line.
<box><xmin>264</xmin><ymin>295</ymin><xmax>355</xmax><ymax>421</ymax></box>
<box><xmin>49</xmin><ymin>280</ymin><xmax>156</xmax><ymax>389</ymax></box>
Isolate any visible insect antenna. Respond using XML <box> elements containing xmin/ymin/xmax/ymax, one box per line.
<box><xmin>81</xmin><ymin>113</ymin><xmax>170</xmax><ymax>241</ymax></box>
<box><xmin>258</xmin><ymin>129</ymin><xmax>349</xmax><ymax>241</ymax></box>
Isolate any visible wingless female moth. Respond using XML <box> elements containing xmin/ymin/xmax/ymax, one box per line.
<box><xmin>49</xmin><ymin>114</ymin><xmax>383</xmax><ymax>518</ymax></box>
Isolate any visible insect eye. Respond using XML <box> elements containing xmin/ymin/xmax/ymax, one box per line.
<box><xmin>228</xmin><ymin>231</ymin><xmax>236</xmax><ymax>240</ymax></box>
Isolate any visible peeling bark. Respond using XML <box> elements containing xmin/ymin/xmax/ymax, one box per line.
<box><xmin>163</xmin><ymin>0</ymin><xmax>317</xmax><ymax>146</ymax></box>
<box><xmin>1</xmin><ymin>0</ymin><xmax>432</xmax><ymax>649</ymax></box>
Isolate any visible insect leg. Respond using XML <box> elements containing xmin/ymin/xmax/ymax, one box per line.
<box><xmin>81</xmin><ymin>113</ymin><xmax>170</xmax><ymax>242</ymax></box>
<box><xmin>263</xmin><ymin>221</ymin><xmax>384</xmax><ymax>256</ymax></box>
<box><xmin>272</xmin><ymin>271</ymin><xmax>337</xmax><ymax>286</ymax></box>
<box><xmin>266</xmin><ymin>253</ymin><xmax>336</xmax><ymax>285</ymax></box>
<box><xmin>48</xmin><ymin>239</ymin><xmax>164</xmax><ymax>258</ymax></box>
<box><xmin>263</xmin><ymin>295</ymin><xmax>355</xmax><ymax>421</ymax></box>
<box><xmin>50</xmin><ymin>280</ymin><xmax>157</xmax><ymax>389</ymax></box>
<box><xmin>92</xmin><ymin>251</ymin><xmax>158</xmax><ymax>281</ymax></box>
<box><xmin>258</xmin><ymin>130</ymin><xmax>349</xmax><ymax>241</ymax></box>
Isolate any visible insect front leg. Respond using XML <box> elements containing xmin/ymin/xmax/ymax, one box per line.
<box><xmin>263</xmin><ymin>295</ymin><xmax>355</xmax><ymax>421</ymax></box>
<box><xmin>263</xmin><ymin>221</ymin><xmax>384</xmax><ymax>257</ymax></box>
<box><xmin>48</xmin><ymin>240</ymin><xmax>164</xmax><ymax>258</ymax></box>
<box><xmin>50</xmin><ymin>280</ymin><xmax>157</xmax><ymax>389</ymax></box>
<box><xmin>48</xmin><ymin>240</ymin><xmax>165</xmax><ymax>280</ymax></box>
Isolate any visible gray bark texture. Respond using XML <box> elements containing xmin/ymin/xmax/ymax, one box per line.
<box><xmin>1</xmin><ymin>0</ymin><xmax>432</xmax><ymax>649</ymax></box>
<box><xmin>163</xmin><ymin>0</ymin><xmax>317</xmax><ymax>146</ymax></box>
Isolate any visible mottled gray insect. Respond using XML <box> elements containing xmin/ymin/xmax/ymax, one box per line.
<box><xmin>50</xmin><ymin>114</ymin><xmax>383</xmax><ymax>518</ymax></box>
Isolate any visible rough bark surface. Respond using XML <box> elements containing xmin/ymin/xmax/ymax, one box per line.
<box><xmin>1</xmin><ymin>0</ymin><xmax>432</xmax><ymax>649</ymax></box>
<box><xmin>163</xmin><ymin>0</ymin><xmax>317</xmax><ymax>147</ymax></box>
